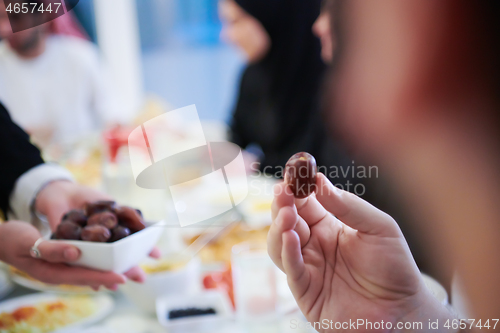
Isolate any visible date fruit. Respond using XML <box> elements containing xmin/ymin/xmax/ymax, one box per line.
<box><xmin>56</xmin><ymin>201</ymin><xmax>145</xmax><ymax>242</ymax></box>
<box><xmin>115</xmin><ymin>206</ymin><xmax>146</xmax><ymax>233</ymax></box>
<box><xmin>55</xmin><ymin>222</ymin><xmax>82</xmax><ymax>240</ymax></box>
<box><xmin>61</xmin><ymin>209</ymin><xmax>87</xmax><ymax>227</ymax></box>
<box><xmin>285</xmin><ymin>152</ymin><xmax>317</xmax><ymax>199</ymax></box>
<box><xmin>84</xmin><ymin>200</ymin><xmax>117</xmax><ymax>216</ymax></box>
<box><xmin>109</xmin><ymin>225</ymin><xmax>131</xmax><ymax>242</ymax></box>
<box><xmin>87</xmin><ymin>211</ymin><xmax>118</xmax><ymax>229</ymax></box>
<box><xmin>81</xmin><ymin>225</ymin><xmax>111</xmax><ymax>242</ymax></box>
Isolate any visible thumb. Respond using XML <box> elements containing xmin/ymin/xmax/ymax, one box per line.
<box><xmin>36</xmin><ymin>241</ymin><xmax>81</xmax><ymax>263</ymax></box>
<box><xmin>45</xmin><ymin>202</ymin><xmax>71</xmax><ymax>232</ymax></box>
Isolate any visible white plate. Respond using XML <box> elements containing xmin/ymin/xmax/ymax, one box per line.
<box><xmin>0</xmin><ymin>270</ymin><xmax>13</xmax><ymax>300</ymax></box>
<box><xmin>0</xmin><ymin>292</ymin><xmax>114</xmax><ymax>332</ymax></box>
<box><xmin>10</xmin><ymin>272</ymin><xmax>99</xmax><ymax>294</ymax></box>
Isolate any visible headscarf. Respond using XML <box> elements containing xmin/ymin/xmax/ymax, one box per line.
<box><xmin>49</xmin><ymin>11</ymin><xmax>89</xmax><ymax>40</ymax></box>
<box><xmin>230</xmin><ymin>0</ymin><xmax>338</xmax><ymax>174</ymax></box>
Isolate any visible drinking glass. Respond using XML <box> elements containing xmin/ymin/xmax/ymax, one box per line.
<box><xmin>231</xmin><ymin>242</ymin><xmax>278</xmax><ymax>323</ymax></box>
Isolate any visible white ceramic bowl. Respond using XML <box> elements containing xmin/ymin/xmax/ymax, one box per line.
<box><xmin>52</xmin><ymin>221</ymin><xmax>165</xmax><ymax>273</ymax></box>
<box><xmin>120</xmin><ymin>255</ymin><xmax>200</xmax><ymax>313</ymax></box>
<box><xmin>156</xmin><ymin>290</ymin><xmax>232</xmax><ymax>331</ymax></box>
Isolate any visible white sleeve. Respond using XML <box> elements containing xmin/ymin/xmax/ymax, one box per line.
<box><xmin>8</xmin><ymin>163</ymin><xmax>74</xmax><ymax>223</ymax></box>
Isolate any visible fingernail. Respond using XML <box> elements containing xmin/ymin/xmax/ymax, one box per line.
<box><xmin>63</xmin><ymin>247</ymin><xmax>79</xmax><ymax>261</ymax></box>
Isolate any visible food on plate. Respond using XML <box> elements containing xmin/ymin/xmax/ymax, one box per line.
<box><xmin>185</xmin><ymin>222</ymin><xmax>269</xmax><ymax>264</ymax></box>
<box><xmin>0</xmin><ymin>296</ymin><xmax>96</xmax><ymax>332</ymax></box>
<box><xmin>8</xmin><ymin>267</ymin><xmax>96</xmax><ymax>293</ymax></box>
<box><xmin>55</xmin><ymin>222</ymin><xmax>82</xmax><ymax>240</ymax></box>
<box><xmin>139</xmin><ymin>257</ymin><xmax>188</xmax><ymax>275</ymax></box>
<box><xmin>52</xmin><ymin>201</ymin><xmax>146</xmax><ymax>242</ymax></box>
<box><xmin>81</xmin><ymin>225</ymin><xmax>111</xmax><ymax>242</ymax></box>
<box><xmin>87</xmin><ymin>211</ymin><xmax>118</xmax><ymax>229</ymax></box>
<box><xmin>109</xmin><ymin>226</ymin><xmax>131</xmax><ymax>243</ymax></box>
<box><xmin>285</xmin><ymin>152</ymin><xmax>317</xmax><ymax>198</ymax></box>
<box><xmin>168</xmin><ymin>307</ymin><xmax>216</xmax><ymax>320</ymax></box>
<box><xmin>62</xmin><ymin>148</ymin><xmax>102</xmax><ymax>188</ymax></box>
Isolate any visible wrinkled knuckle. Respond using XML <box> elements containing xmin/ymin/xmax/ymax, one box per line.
<box><xmin>295</xmin><ymin>196</ymin><xmax>310</xmax><ymax>212</ymax></box>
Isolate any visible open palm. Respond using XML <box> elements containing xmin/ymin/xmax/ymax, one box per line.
<box><xmin>268</xmin><ymin>174</ymin><xmax>442</xmax><ymax>331</ymax></box>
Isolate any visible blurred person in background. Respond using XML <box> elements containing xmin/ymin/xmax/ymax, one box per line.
<box><xmin>312</xmin><ymin>0</ymin><xmax>334</xmax><ymax>64</ymax></box>
<box><xmin>219</xmin><ymin>0</ymin><xmax>352</xmax><ymax>182</ymax></box>
<box><xmin>0</xmin><ymin>0</ymin><xmax>128</xmax><ymax>148</ymax></box>
<box><xmin>269</xmin><ymin>0</ymin><xmax>500</xmax><ymax>330</ymax></box>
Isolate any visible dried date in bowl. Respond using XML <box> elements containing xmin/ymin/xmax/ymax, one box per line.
<box><xmin>87</xmin><ymin>211</ymin><xmax>118</xmax><ymax>229</ymax></box>
<box><xmin>81</xmin><ymin>225</ymin><xmax>111</xmax><ymax>242</ymax></box>
<box><xmin>49</xmin><ymin>220</ymin><xmax>164</xmax><ymax>273</ymax></box>
<box><xmin>285</xmin><ymin>152</ymin><xmax>318</xmax><ymax>198</ymax></box>
<box><xmin>54</xmin><ymin>221</ymin><xmax>82</xmax><ymax>240</ymax></box>
<box><xmin>109</xmin><ymin>225</ymin><xmax>131</xmax><ymax>242</ymax></box>
<box><xmin>61</xmin><ymin>209</ymin><xmax>87</xmax><ymax>227</ymax></box>
<box><xmin>84</xmin><ymin>200</ymin><xmax>117</xmax><ymax>216</ymax></box>
<box><xmin>116</xmin><ymin>206</ymin><xmax>146</xmax><ymax>233</ymax></box>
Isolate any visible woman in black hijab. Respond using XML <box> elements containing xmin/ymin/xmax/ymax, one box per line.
<box><xmin>220</xmin><ymin>0</ymin><xmax>351</xmax><ymax>179</ymax></box>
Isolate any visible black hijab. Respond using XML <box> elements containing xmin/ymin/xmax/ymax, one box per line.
<box><xmin>229</xmin><ymin>0</ymin><xmax>341</xmax><ymax>175</ymax></box>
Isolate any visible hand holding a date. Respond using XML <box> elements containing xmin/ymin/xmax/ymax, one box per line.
<box><xmin>268</xmin><ymin>156</ymin><xmax>455</xmax><ymax>331</ymax></box>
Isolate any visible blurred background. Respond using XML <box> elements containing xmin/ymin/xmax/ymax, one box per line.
<box><xmin>75</xmin><ymin>0</ymin><xmax>244</xmax><ymax>121</ymax></box>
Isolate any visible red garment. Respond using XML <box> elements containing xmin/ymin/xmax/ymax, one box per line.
<box><xmin>49</xmin><ymin>9</ymin><xmax>89</xmax><ymax>40</ymax></box>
